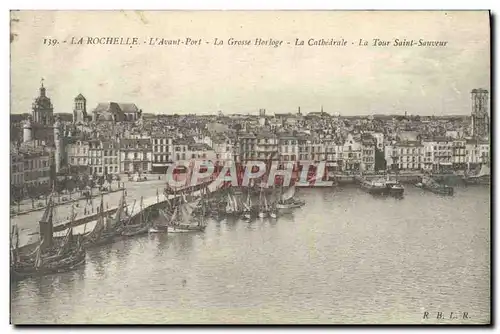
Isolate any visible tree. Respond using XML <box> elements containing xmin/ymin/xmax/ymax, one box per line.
<box><xmin>97</xmin><ymin>176</ymin><xmax>105</xmax><ymax>191</ymax></box>
<box><xmin>26</xmin><ymin>184</ymin><xmax>38</xmax><ymax>208</ymax></box>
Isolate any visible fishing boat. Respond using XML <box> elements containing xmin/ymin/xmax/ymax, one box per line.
<box><xmin>222</xmin><ymin>186</ymin><xmax>243</xmax><ymax>217</ymax></box>
<box><xmin>258</xmin><ymin>187</ymin><xmax>270</xmax><ymax>218</ymax></box>
<box><xmin>464</xmin><ymin>163</ymin><xmax>490</xmax><ymax>185</ymax></box>
<box><xmin>276</xmin><ymin>185</ymin><xmax>305</xmax><ymax>210</ymax></box>
<box><xmin>84</xmin><ymin>194</ymin><xmax>126</xmax><ymax>247</ymax></box>
<box><xmin>420</xmin><ymin>175</ymin><xmax>454</xmax><ymax>195</ymax></box>
<box><xmin>11</xmin><ymin>199</ymin><xmax>86</xmax><ymax>281</ymax></box>
<box><xmin>149</xmin><ymin>209</ymin><xmax>171</xmax><ymax>233</ymax></box>
<box><xmin>122</xmin><ymin>197</ymin><xmax>150</xmax><ymax>237</ymax></box>
<box><xmin>242</xmin><ymin>188</ymin><xmax>253</xmax><ymax>220</ymax></box>
<box><xmin>162</xmin><ymin>197</ymin><xmax>205</xmax><ymax>233</ymax></box>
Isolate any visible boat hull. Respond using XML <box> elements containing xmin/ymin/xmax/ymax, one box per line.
<box><xmin>11</xmin><ymin>251</ymin><xmax>86</xmax><ymax>281</ymax></box>
<box><xmin>276</xmin><ymin>202</ymin><xmax>304</xmax><ymax>210</ymax></box>
<box><xmin>422</xmin><ymin>185</ymin><xmax>454</xmax><ymax>195</ymax></box>
<box><xmin>167</xmin><ymin>225</ymin><xmax>206</xmax><ymax>233</ymax></box>
<box><xmin>122</xmin><ymin>226</ymin><xmax>149</xmax><ymax>237</ymax></box>
<box><xmin>149</xmin><ymin>226</ymin><xmax>169</xmax><ymax>233</ymax></box>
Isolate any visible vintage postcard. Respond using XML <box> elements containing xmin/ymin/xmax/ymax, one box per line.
<box><xmin>9</xmin><ymin>10</ymin><xmax>490</xmax><ymax>325</ymax></box>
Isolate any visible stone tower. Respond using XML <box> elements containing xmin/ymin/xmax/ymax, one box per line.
<box><xmin>471</xmin><ymin>89</ymin><xmax>489</xmax><ymax>138</ymax></box>
<box><xmin>73</xmin><ymin>93</ymin><xmax>87</xmax><ymax>123</ymax></box>
<box><xmin>32</xmin><ymin>79</ymin><xmax>54</xmax><ymax>126</ymax></box>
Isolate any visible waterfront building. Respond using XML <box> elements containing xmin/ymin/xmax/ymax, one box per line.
<box><xmin>384</xmin><ymin>140</ymin><xmax>423</xmax><ymax>171</ymax></box>
<box><xmin>20</xmin><ymin>146</ymin><xmax>51</xmax><ymax>187</ymax></box>
<box><xmin>10</xmin><ymin>149</ymin><xmax>25</xmax><ymax>187</ymax></box>
<box><xmin>187</xmin><ymin>143</ymin><xmax>216</xmax><ymax>162</ymax></box>
<box><xmin>102</xmin><ymin>141</ymin><xmax>120</xmax><ymax>175</ymax></box>
<box><xmin>478</xmin><ymin>139</ymin><xmax>490</xmax><ymax>164</ymax></box>
<box><xmin>120</xmin><ymin>138</ymin><xmax>153</xmax><ymax>173</ymax></box>
<box><xmin>255</xmin><ymin>132</ymin><xmax>279</xmax><ymax>161</ymax></box>
<box><xmin>88</xmin><ymin>139</ymin><xmax>103</xmax><ymax>175</ymax></box>
<box><xmin>342</xmin><ymin>134</ymin><xmax>361</xmax><ymax>171</ymax></box>
<box><xmin>212</xmin><ymin>135</ymin><xmax>234</xmax><ymax>161</ymax></box>
<box><xmin>421</xmin><ymin>139</ymin><xmax>437</xmax><ymax>172</ymax></box>
<box><xmin>278</xmin><ymin>133</ymin><xmax>298</xmax><ymax>162</ymax></box>
<box><xmin>67</xmin><ymin>138</ymin><xmax>90</xmax><ymax>172</ymax></box>
<box><xmin>310</xmin><ymin>137</ymin><xmax>326</xmax><ymax>162</ymax></box>
<box><xmin>151</xmin><ymin>134</ymin><xmax>174</xmax><ymax>173</ymax></box>
<box><xmin>360</xmin><ymin>134</ymin><xmax>376</xmax><ymax>172</ymax></box>
<box><xmin>297</xmin><ymin>135</ymin><xmax>312</xmax><ymax>161</ymax></box>
<box><xmin>452</xmin><ymin>139</ymin><xmax>467</xmax><ymax>170</ymax></box>
<box><xmin>173</xmin><ymin>139</ymin><xmax>189</xmax><ymax>161</ymax></box>
<box><xmin>238</xmin><ymin>133</ymin><xmax>257</xmax><ymax>162</ymax></box>
<box><xmin>422</xmin><ymin>137</ymin><xmax>453</xmax><ymax>173</ymax></box>
<box><xmin>324</xmin><ymin>137</ymin><xmax>344</xmax><ymax>173</ymax></box>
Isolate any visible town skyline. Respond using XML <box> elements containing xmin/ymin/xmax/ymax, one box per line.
<box><xmin>9</xmin><ymin>82</ymin><xmax>491</xmax><ymax>117</ymax></box>
<box><xmin>11</xmin><ymin>11</ymin><xmax>490</xmax><ymax>117</ymax></box>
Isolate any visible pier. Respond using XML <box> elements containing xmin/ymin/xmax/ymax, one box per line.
<box><xmin>14</xmin><ymin>178</ymin><xmax>224</xmax><ymax>251</ymax></box>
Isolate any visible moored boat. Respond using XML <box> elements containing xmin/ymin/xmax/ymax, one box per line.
<box><xmin>11</xmin><ymin>198</ymin><xmax>87</xmax><ymax>281</ymax></box>
<box><xmin>275</xmin><ymin>185</ymin><xmax>305</xmax><ymax>210</ymax></box>
<box><xmin>360</xmin><ymin>178</ymin><xmax>388</xmax><ymax>195</ymax></box>
<box><xmin>420</xmin><ymin>175</ymin><xmax>454</xmax><ymax>195</ymax></box>
<box><xmin>385</xmin><ymin>179</ymin><xmax>405</xmax><ymax>196</ymax></box>
<box><xmin>463</xmin><ymin>164</ymin><xmax>490</xmax><ymax>185</ymax></box>
<box><xmin>162</xmin><ymin>196</ymin><xmax>206</xmax><ymax>233</ymax></box>
<box><xmin>121</xmin><ymin>196</ymin><xmax>150</xmax><ymax>237</ymax></box>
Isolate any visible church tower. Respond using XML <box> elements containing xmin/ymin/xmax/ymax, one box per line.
<box><xmin>32</xmin><ymin>79</ymin><xmax>54</xmax><ymax>126</ymax></box>
<box><xmin>73</xmin><ymin>93</ymin><xmax>87</xmax><ymax>123</ymax></box>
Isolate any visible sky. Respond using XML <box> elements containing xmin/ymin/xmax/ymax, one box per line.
<box><xmin>10</xmin><ymin>10</ymin><xmax>490</xmax><ymax>116</ymax></box>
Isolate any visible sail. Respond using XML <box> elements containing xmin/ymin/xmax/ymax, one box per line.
<box><xmin>112</xmin><ymin>191</ymin><xmax>126</xmax><ymax>227</ymax></box>
<box><xmin>179</xmin><ymin>199</ymin><xmax>201</xmax><ymax>225</ymax></box>
<box><xmin>477</xmin><ymin>164</ymin><xmax>490</xmax><ymax>177</ymax></box>
<box><xmin>58</xmin><ymin>228</ymin><xmax>74</xmax><ymax>256</ymax></box>
<box><xmin>231</xmin><ymin>194</ymin><xmax>239</xmax><ymax>211</ymax></box>
<box><xmin>34</xmin><ymin>243</ymin><xmax>43</xmax><ymax>269</ymax></box>
<box><xmin>245</xmin><ymin>190</ymin><xmax>252</xmax><ymax>210</ymax></box>
<box><xmin>281</xmin><ymin>185</ymin><xmax>296</xmax><ymax>201</ymax></box>
<box><xmin>226</xmin><ymin>194</ymin><xmax>234</xmax><ymax>212</ymax></box>
<box><xmin>169</xmin><ymin>207</ymin><xmax>178</xmax><ymax>224</ymax></box>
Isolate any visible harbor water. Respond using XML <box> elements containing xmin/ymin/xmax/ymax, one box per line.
<box><xmin>10</xmin><ymin>185</ymin><xmax>490</xmax><ymax>324</ymax></box>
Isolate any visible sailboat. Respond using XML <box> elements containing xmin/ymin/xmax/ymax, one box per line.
<box><xmin>149</xmin><ymin>202</ymin><xmax>171</xmax><ymax>234</ymax></box>
<box><xmin>85</xmin><ymin>195</ymin><xmax>119</xmax><ymax>247</ymax></box>
<box><xmin>11</xmin><ymin>199</ymin><xmax>86</xmax><ymax>281</ymax></box>
<box><xmin>464</xmin><ymin>163</ymin><xmax>490</xmax><ymax>185</ymax></box>
<box><xmin>161</xmin><ymin>197</ymin><xmax>204</xmax><ymax>233</ymax></box>
<box><xmin>258</xmin><ymin>186</ymin><xmax>268</xmax><ymax>218</ymax></box>
<box><xmin>276</xmin><ymin>185</ymin><xmax>305</xmax><ymax>210</ymax></box>
<box><xmin>242</xmin><ymin>188</ymin><xmax>252</xmax><ymax>220</ymax></box>
<box><xmin>122</xmin><ymin>196</ymin><xmax>150</xmax><ymax>237</ymax></box>
<box><xmin>108</xmin><ymin>190</ymin><xmax>129</xmax><ymax>228</ymax></box>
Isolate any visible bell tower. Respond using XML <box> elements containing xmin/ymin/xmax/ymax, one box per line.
<box><xmin>32</xmin><ymin>78</ymin><xmax>54</xmax><ymax>126</ymax></box>
<box><xmin>73</xmin><ymin>93</ymin><xmax>87</xmax><ymax>123</ymax></box>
